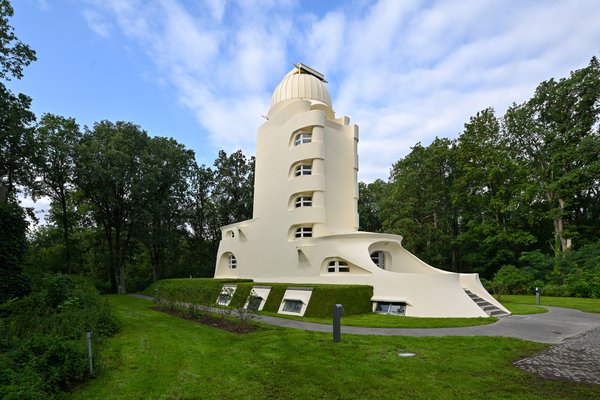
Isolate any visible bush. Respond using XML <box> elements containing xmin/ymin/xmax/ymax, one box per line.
<box><xmin>0</xmin><ymin>274</ymin><xmax>120</xmax><ymax>398</ymax></box>
<box><xmin>304</xmin><ymin>285</ymin><xmax>373</xmax><ymax>317</ymax></box>
<box><xmin>491</xmin><ymin>265</ymin><xmax>533</xmax><ymax>295</ymax></box>
<box><xmin>0</xmin><ymin>201</ymin><xmax>30</xmax><ymax>303</ymax></box>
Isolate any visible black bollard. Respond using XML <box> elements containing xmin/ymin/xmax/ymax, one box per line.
<box><xmin>333</xmin><ymin>304</ymin><xmax>344</xmax><ymax>342</ymax></box>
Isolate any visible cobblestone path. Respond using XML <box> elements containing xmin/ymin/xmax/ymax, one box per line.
<box><xmin>514</xmin><ymin>327</ymin><xmax>600</xmax><ymax>385</ymax></box>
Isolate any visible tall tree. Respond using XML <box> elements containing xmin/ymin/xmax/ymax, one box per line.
<box><xmin>0</xmin><ymin>195</ymin><xmax>29</xmax><ymax>302</ymax></box>
<box><xmin>504</xmin><ymin>57</ymin><xmax>600</xmax><ymax>266</ymax></box>
<box><xmin>212</xmin><ymin>150</ymin><xmax>255</xmax><ymax>226</ymax></box>
<box><xmin>0</xmin><ymin>84</ymin><xmax>35</xmax><ymax>194</ymax></box>
<box><xmin>358</xmin><ymin>179</ymin><xmax>388</xmax><ymax>233</ymax></box>
<box><xmin>453</xmin><ymin>108</ymin><xmax>535</xmax><ymax>276</ymax></box>
<box><xmin>139</xmin><ymin>136</ymin><xmax>195</xmax><ymax>282</ymax></box>
<box><xmin>75</xmin><ymin>121</ymin><xmax>149</xmax><ymax>293</ymax></box>
<box><xmin>383</xmin><ymin>138</ymin><xmax>460</xmax><ymax>271</ymax></box>
<box><xmin>0</xmin><ymin>0</ymin><xmax>36</xmax><ymax>81</ymax></box>
<box><xmin>33</xmin><ymin>114</ymin><xmax>81</xmax><ymax>273</ymax></box>
<box><xmin>187</xmin><ymin>164</ymin><xmax>220</xmax><ymax>276</ymax></box>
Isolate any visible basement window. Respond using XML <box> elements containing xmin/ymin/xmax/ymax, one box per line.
<box><xmin>282</xmin><ymin>299</ymin><xmax>303</xmax><ymax>313</ymax></box>
<box><xmin>246</xmin><ymin>296</ymin><xmax>263</xmax><ymax>311</ymax></box>
<box><xmin>375</xmin><ymin>302</ymin><xmax>406</xmax><ymax>316</ymax></box>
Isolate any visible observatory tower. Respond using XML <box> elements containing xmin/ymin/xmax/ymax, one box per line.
<box><xmin>214</xmin><ymin>64</ymin><xmax>508</xmax><ymax>318</ymax></box>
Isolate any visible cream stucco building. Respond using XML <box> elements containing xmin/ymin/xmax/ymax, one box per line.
<box><xmin>214</xmin><ymin>64</ymin><xmax>509</xmax><ymax>318</ymax></box>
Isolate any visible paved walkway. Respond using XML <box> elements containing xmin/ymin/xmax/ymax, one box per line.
<box><xmin>514</xmin><ymin>327</ymin><xmax>600</xmax><ymax>385</ymax></box>
<box><xmin>132</xmin><ymin>294</ymin><xmax>600</xmax><ymax>344</ymax></box>
<box><xmin>255</xmin><ymin>306</ymin><xmax>600</xmax><ymax>344</ymax></box>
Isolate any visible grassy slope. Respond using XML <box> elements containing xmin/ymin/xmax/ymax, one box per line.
<box><xmin>68</xmin><ymin>296</ymin><xmax>600</xmax><ymax>400</ymax></box>
<box><xmin>261</xmin><ymin>311</ymin><xmax>497</xmax><ymax>328</ymax></box>
<box><xmin>496</xmin><ymin>295</ymin><xmax>600</xmax><ymax>313</ymax></box>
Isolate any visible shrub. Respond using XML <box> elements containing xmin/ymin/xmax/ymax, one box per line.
<box><xmin>0</xmin><ymin>274</ymin><xmax>120</xmax><ymax>398</ymax></box>
<box><xmin>0</xmin><ymin>201</ymin><xmax>30</xmax><ymax>304</ymax></box>
<box><xmin>304</xmin><ymin>285</ymin><xmax>373</xmax><ymax>317</ymax></box>
<box><xmin>261</xmin><ymin>285</ymin><xmax>287</xmax><ymax>313</ymax></box>
<box><xmin>491</xmin><ymin>265</ymin><xmax>533</xmax><ymax>295</ymax></box>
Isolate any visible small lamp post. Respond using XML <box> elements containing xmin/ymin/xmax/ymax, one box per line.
<box><xmin>333</xmin><ymin>304</ymin><xmax>344</xmax><ymax>343</ymax></box>
<box><xmin>535</xmin><ymin>287</ymin><xmax>540</xmax><ymax>305</ymax></box>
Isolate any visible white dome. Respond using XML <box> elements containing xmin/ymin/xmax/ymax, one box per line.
<box><xmin>270</xmin><ymin>64</ymin><xmax>332</xmax><ymax>108</ymax></box>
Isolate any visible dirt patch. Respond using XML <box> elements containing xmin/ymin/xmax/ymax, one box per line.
<box><xmin>152</xmin><ymin>306</ymin><xmax>258</xmax><ymax>334</ymax></box>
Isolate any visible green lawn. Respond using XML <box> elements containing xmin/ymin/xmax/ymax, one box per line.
<box><xmin>261</xmin><ymin>310</ymin><xmax>497</xmax><ymax>328</ymax></box>
<box><xmin>495</xmin><ymin>295</ymin><xmax>600</xmax><ymax>313</ymax></box>
<box><xmin>499</xmin><ymin>300</ymin><xmax>548</xmax><ymax>315</ymax></box>
<box><xmin>67</xmin><ymin>295</ymin><xmax>600</xmax><ymax>400</ymax></box>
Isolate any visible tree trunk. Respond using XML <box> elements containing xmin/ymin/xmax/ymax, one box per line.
<box><xmin>151</xmin><ymin>243</ymin><xmax>160</xmax><ymax>283</ymax></box>
<box><xmin>60</xmin><ymin>190</ymin><xmax>72</xmax><ymax>274</ymax></box>
<box><xmin>115</xmin><ymin>225</ymin><xmax>127</xmax><ymax>294</ymax></box>
<box><xmin>104</xmin><ymin>225</ymin><xmax>117</xmax><ymax>293</ymax></box>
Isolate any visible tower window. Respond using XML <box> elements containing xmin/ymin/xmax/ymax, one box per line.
<box><xmin>229</xmin><ymin>254</ymin><xmax>237</xmax><ymax>269</ymax></box>
<box><xmin>294</xmin><ymin>132</ymin><xmax>312</xmax><ymax>145</ymax></box>
<box><xmin>295</xmin><ymin>164</ymin><xmax>312</xmax><ymax>176</ymax></box>
<box><xmin>295</xmin><ymin>226</ymin><xmax>313</xmax><ymax>238</ymax></box>
<box><xmin>295</xmin><ymin>196</ymin><xmax>312</xmax><ymax>207</ymax></box>
<box><xmin>370</xmin><ymin>251</ymin><xmax>385</xmax><ymax>269</ymax></box>
<box><xmin>327</xmin><ymin>260</ymin><xmax>350</xmax><ymax>273</ymax></box>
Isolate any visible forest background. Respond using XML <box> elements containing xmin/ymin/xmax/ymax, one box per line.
<box><xmin>1</xmin><ymin>4</ymin><xmax>599</xmax><ymax>299</ymax></box>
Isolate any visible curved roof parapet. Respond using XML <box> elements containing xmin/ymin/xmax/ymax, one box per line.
<box><xmin>270</xmin><ymin>63</ymin><xmax>332</xmax><ymax>109</ymax></box>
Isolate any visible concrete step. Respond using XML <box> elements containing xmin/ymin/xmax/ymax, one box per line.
<box><xmin>464</xmin><ymin>289</ymin><xmax>510</xmax><ymax>317</ymax></box>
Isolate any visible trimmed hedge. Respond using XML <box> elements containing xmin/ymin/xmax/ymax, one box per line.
<box><xmin>143</xmin><ymin>278</ymin><xmax>252</xmax><ymax>304</ymax></box>
<box><xmin>143</xmin><ymin>279</ymin><xmax>373</xmax><ymax>317</ymax></box>
<box><xmin>303</xmin><ymin>285</ymin><xmax>373</xmax><ymax>317</ymax></box>
<box><xmin>261</xmin><ymin>285</ymin><xmax>288</xmax><ymax>313</ymax></box>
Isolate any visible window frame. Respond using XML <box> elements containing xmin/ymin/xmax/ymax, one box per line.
<box><xmin>375</xmin><ymin>302</ymin><xmax>406</xmax><ymax>316</ymax></box>
<box><xmin>229</xmin><ymin>254</ymin><xmax>237</xmax><ymax>269</ymax></box>
<box><xmin>294</xmin><ymin>164</ymin><xmax>312</xmax><ymax>176</ymax></box>
<box><xmin>282</xmin><ymin>299</ymin><xmax>304</xmax><ymax>313</ymax></box>
<box><xmin>370</xmin><ymin>251</ymin><xmax>385</xmax><ymax>269</ymax></box>
<box><xmin>295</xmin><ymin>195</ymin><xmax>313</xmax><ymax>208</ymax></box>
<box><xmin>295</xmin><ymin>226</ymin><xmax>313</xmax><ymax>238</ymax></box>
<box><xmin>327</xmin><ymin>260</ymin><xmax>350</xmax><ymax>273</ymax></box>
<box><xmin>294</xmin><ymin>132</ymin><xmax>312</xmax><ymax>146</ymax></box>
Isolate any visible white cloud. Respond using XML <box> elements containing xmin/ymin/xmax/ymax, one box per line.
<box><xmin>82</xmin><ymin>9</ymin><xmax>112</xmax><ymax>38</ymax></box>
<box><xmin>82</xmin><ymin>0</ymin><xmax>600</xmax><ymax>182</ymax></box>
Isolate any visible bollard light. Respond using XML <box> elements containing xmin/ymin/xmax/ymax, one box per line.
<box><xmin>333</xmin><ymin>304</ymin><xmax>344</xmax><ymax>343</ymax></box>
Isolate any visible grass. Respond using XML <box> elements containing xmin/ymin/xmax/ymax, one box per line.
<box><xmin>66</xmin><ymin>295</ymin><xmax>600</xmax><ymax>400</ymax></box>
<box><xmin>498</xmin><ymin>300</ymin><xmax>548</xmax><ymax>315</ymax></box>
<box><xmin>260</xmin><ymin>310</ymin><xmax>497</xmax><ymax>328</ymax></box>
<box><xmin>495</xmin><ymin>295</ymin><xmax>600</xmax><ymax>313</ymax></box>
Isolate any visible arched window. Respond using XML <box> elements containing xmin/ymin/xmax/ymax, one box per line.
<box><xmin>229</xmin><ymin>254</ymin><xmax>237</xmax><ymax>269</ymax></box>
<box><xmin>370</xmin><ymin>251</ymin><xmax>385</xmax><ymax>269</ymax></box>
<box><xmin>327</xmin><ymin>260</ymin><xmax>350</xmax><ymax>273</ymax></box>
<box><xmin>295</xmin><ymin>196</ymin><xmax>312</xmax><ymax>208</ymax></box>
<box><xmin>295</xmin><ymin>164</ymin><xmax>312</xmax><ymax>176</ymax></box>
<box><xmin>294</xmin><ymin>132</ymin><xmax>312</xmax><ymax>146</ymax></box>
<box><xmin>295</xmin><ymin>226</ymin><xmax>313</xmax><ymax>238</ymax></box>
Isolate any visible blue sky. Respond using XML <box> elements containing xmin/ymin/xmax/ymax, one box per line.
<box><xmin>9</xmin><ymin>0</ymin><xmax>600</xmax><ymax>188</ymax></box>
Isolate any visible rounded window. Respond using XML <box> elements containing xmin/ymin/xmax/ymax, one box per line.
<box><xmin>294</xmin><ymin>132</ymin><xmax>312</xmax><ymax>146</ymax></box>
